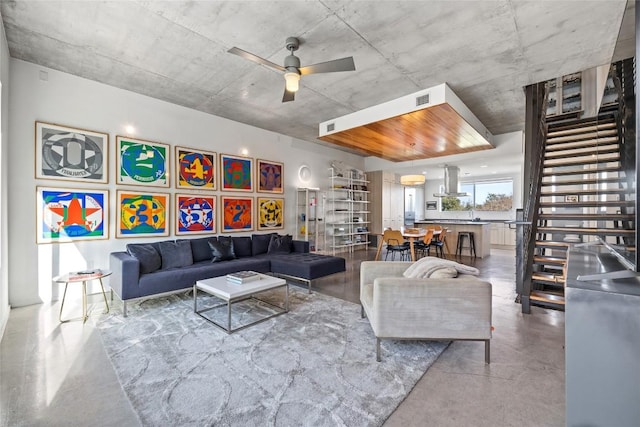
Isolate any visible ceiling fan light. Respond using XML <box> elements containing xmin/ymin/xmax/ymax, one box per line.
<box><xmin>284</xmin><ymin>71</ymin><xmax>300</xmax><ymax>92</ymax></box>
<box><xmin>400</xmin><ymin>174</ymin><xmax>426</xmax><ymax>186</ymax></box>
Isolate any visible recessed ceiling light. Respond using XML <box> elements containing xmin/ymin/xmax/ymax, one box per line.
<box><xmin>464</xmin><ymin>172</ymin><xmax>470</xmax><ymax>176</ymax></box>
<box><xmin>480</xmin><ymin>165</ymin><xmax>488</xmax><ymax>168</ymax></box>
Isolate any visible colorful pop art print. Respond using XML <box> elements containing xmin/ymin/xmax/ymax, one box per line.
<box><xmin>175</xmin><ymin>146</ymin><xmax>216</xmax><ymax>189</ymax></box>
<box><xmin>36</xmin><ymin>187</ymin><xmax>109</xmax><ymax>244</ymax></box>
<box><xmin>116</xmin><ymin>136</ymin><xmax>170</xmax><ymax>187</ymax></box>
<box><xmin>175</xmin><ymin>194</ymin><xmax>216</xmax><ymax>235</ymax></box>
<box><xmin>116</xmin><ymin>190</ymin><xmax>169</xmax><ymax>238</ymax></box>
<box><xmin>257</xmin><ymin>197</ymin><xmax>284</xmax><ymax>230</ymax></box>
<box><xmin>220</xmin><ymin>154</ymin><xmax>253</xmax><ymax>192</ymax></box>
<box><xmin>257</xmin><ymin>159</ymin><xmax>284</xmax><ymax>194</ymax></box>
<box><xmin>221</xmin><ymin>196</ymin><xmax>253</xmax><ymax>232</ymax></box>
<box><xmin>35</xmin><ymin>122</ymin><xmax>109</xmax><ymax>184</ymax></box>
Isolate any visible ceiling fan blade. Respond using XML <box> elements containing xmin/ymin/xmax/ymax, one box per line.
<box><xmin>299</xmin><ymin>56</ymin><xmax>355</xmax><ymax>75</ymax></box>
<box><xmin>282</xmin><ymin>87</ymin><xmax>295</xmax><ymax>103</ymax></box>
<box><xmin>228</xmin><ymin>47</ymin><xmax>286</xmax><ymax>72</ymax></box>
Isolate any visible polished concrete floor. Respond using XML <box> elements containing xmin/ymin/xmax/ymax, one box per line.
<box><xmin>0</xmin><ymin>248</ymin><xmax>565</xmax><ymax>426</ymax></box>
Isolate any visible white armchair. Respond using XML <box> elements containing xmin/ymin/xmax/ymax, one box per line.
<box><xmin>360</xmin><ymin>261</ymin><xmax>492</xmax><ymax>362</ymax></box>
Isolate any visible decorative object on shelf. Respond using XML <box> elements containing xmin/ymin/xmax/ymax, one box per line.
<box><xmin>220</xmin><ymin>154</ymin><xmax>253</xmax><ymax>192</ymax></box>
<box><xmin>257</xmin><ymin>197</ymin><xmax>284</xmax><ymax>230</ymax></box>
<box><xmin>296</xmin><ymin>187</ymin><xmax>322</xmax><ymax>252</ymax></box>
<box><xmin>116</xmin><ymin>136</ymin><xmax>170</xmax><ymax>187</ymax></box>
<box><xmin>221</xmin><ymin>196</ymin><xmax>253</xmax><ymax>232</ymax></box>
<box><xmin>400</xmin><ymin>174</ymin><xmax>426</xmax><ymax>186</ymax></box>
<box><xmin>174</xmin><ymin>193</ymin><xmax>216</xmax><ymax>235</ymax></box>
<box><xmin>565</xmin><ymin>195</ymin><xmax>579</xmax><ymax>203</ymax></box>
<box><xmin>36</xmin><ymin>186</ymin><xmax>109</xmax><ymax>244</ymax></box>
<box><xmin>116</xmin><ymin>190</ymin><xmax>169</xmax><ymax>238</ymax></box>
<box><xmin>257</xmin><ymin>159</ymin><xmax>283</xmax><ymax>193</ymax></box>
<box><xmin>175</xmin><ymin>146</ymin><xmax>216</xmax><ymax>189</ymax></box>
<box><xmin>35</xmin><ymin>121</ymin><xmax>108</xmax><ymax>183</ymax></box>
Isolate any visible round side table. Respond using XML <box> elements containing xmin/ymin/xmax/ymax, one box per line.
<box><xmin>53</xmin><ymin>269</ymin><xmax>112</xmax><ymax>323</ymax></box>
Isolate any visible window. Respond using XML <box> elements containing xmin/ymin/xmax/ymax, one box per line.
<box><xmin>441</xmin><ymin>180</ymin><xmax>513</xmax><ymax>211</ymax></box>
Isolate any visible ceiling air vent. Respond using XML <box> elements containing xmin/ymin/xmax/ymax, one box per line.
<box><xmin>326</xmin><ymin>123</ymin><xmax>335</xmax><ymax>132</ymax></box>
<box><xmin>416</xmin><ymin>93</ymin><xmax>430</xmax><ymax>106</ymax></box>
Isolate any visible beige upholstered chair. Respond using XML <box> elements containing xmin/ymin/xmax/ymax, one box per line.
<box><xmin>360</xmin><ymin>261</ymin><xmax>492</xmax><ymax>362</ymax></box>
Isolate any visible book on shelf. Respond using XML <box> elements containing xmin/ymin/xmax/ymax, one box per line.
<box><xmin>226</xmin><ymin>271</ymin><xmax>261</xmax><ymax>284</ymax></box>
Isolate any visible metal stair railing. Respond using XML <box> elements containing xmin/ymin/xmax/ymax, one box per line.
<box><xmin>517</xmin><ymin>82</ymin><xmax>548</xmax><ymax>313</ymax></box>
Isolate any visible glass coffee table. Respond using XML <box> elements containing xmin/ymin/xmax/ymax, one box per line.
<box><xmin>194</xmin><ymin>273</ymin><xmax>288</xmax><ymax>333</ymax></box>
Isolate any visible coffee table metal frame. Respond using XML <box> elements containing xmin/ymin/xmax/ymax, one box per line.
<box><xmin>194</xmin><ymin>274</ymin><xmax>288</xmax><ymax>334</ymax></box>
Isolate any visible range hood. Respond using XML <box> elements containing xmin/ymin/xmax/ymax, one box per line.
<box><xmin>433</xmin><ymin>165</ymin><xmax>469</xmax><ymax>197</ymax></box>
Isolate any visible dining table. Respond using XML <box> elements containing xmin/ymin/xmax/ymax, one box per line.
<box><xmin>374</xmin><ymin>228</ymin><xmax>441</xmax><ymax>262</ymax></box>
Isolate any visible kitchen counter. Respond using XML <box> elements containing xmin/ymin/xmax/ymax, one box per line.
<box><xmin>415</xmin><ymin>221</ymin><xmax>492</xmax><ymax>258</ymax></box>
<box><xmin>415</xmin><ymin>220</ymin><xmax>492</xmax><ymax>226</ymax></box>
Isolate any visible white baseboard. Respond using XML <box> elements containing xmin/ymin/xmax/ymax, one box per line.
<box><xmin>0</xmin><ymin>304</ymin><xmax>10</xmax><ymax>342</ymax></box>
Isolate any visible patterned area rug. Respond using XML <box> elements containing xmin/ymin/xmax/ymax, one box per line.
<box><xmin>97</xmin><ymin>287</ymin><xmax>449</xmax><ymax>426</ymax></box>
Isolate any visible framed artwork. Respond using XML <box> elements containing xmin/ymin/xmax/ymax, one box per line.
<box><xmin>257</xmin><ymin>197</ymin><xmax>284</xmax><ymax>230</ymax></box>
<box><xmin>116</xmin><ymin>190</ymin><xmax>169</xmax><ymax>238</ymax></box>
<box><xmin>175</xmin><ymin>194</ymin><xmax>216</xmax><ymax>235</ymax></box>
<box><xmin>221</xmin><ymin>196</ymin><xmax>253</xmax><ymax>232</ymax></box>
<box><xmin>257</xmin><ymin>159</ymin><xmax>284</xmax><ymax>193</ymax></box>
<box><xmin>116</xmin><ymin>136</ymin><xmax>170</xmax><ymax>187</ymax></box>
<box><xmin>175</xmin><ymin>146</ymin><xmax>216</xmax><ymax>189</ymax></box>
<box><xmin>36</xmin><ymin>187</ymin><xmax>109</xmax><ymax>244</ymax></box>
<box><xmin>220</xmin><ymin>154</ymin><xmax>253</xmax><ymax>192</ymax></box>
<box><xmin>35</xmin><ymin>121</ymin><xmax>108</xmax><ymax>183</ymax></box>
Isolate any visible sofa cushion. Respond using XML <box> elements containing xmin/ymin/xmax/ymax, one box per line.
<box><xmin>184</xmin><ymin>237</ymin><xmax>216</xmax><ymax>263</ymax></box>
<box><xmin>403</xmin><ymin>256</ymin><xmax>479</xmax><ymax>279</ymax></box>
<box><xmin>268</xmin><ymin>253</ymin><xmax>346</xmax><ymax>280</ymax></box>
<box><xmin>209</xmin><ymin>237</ymin><xmax>236</xmax><ymax>262</ymax></box>
<box><xmin>158</xmin><ymin>240</ymin><xmax>193</xmax><ymax>270</ymax></box>
<box><xmin>268</xmin><ymin>234</ymin><xmax>292</xmax><ymax>254</ymax></box>
<box><xmin>252</xmin><ymin>233</ymin><xmax>276</xmax><ymax>256</ymax></box>
<box><xmin>126</xmin><ymin>243</ymin><xmax>162</xmax><ymax>274</ymax></box>
<box><xmin>231</xmin><ymin>236</ymin><xmax>252</xmax><ymax>258</ymax></box>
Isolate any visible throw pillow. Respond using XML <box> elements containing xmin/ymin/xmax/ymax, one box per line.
<box><xmin>158</xmin><ymin>240</ymin><xmax>193</xmax><ymax>270</ymax></box>
<box><xmin>127</xmin><ymin>243</ymin><xmax>162</xmax><ymax>274</ymax></box>
<box><xmin>267</xmin><ymin>234</ymin><xmax>292</xmax><ymax>254</ymax></box>
<box><xmin>232</xmin><ymin>236</ymin><xmax>252</xmax><ymax>258</ymax></box>
<box><xmin>185</xmin><ymin>237</ymin><xmax>216</xmax><ymax>263</ymax></box>
<box><xmin>403</xmin><ymin>256</ymin><xmax>479</xmax><ymax>279</ymax></box>
<box><xmin>252</xmin><ymin>233</ymin><xmax>276</xmax><ymax>256</ymax></box>
<box><xmin>209</xmin><ymin>237</ymin><xmax>236</xmax><ymax>262</ymax></box>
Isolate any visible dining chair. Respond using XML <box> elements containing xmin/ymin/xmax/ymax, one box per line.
<box><xmin>382</xmin><ymin>229</ymin><xmax>409</xmax><ymax>261</ymax></box>
<box><xmin>414</xmin><ymin>229</ymin><xmax>434</xmax><ymax>258</ymax></box>
<box><xmin>433</xmin><ymin>228</ymin><xmax>448</xmax><ymax>258</ymax></box>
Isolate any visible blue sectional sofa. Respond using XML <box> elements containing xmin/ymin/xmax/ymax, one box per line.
<box><xmin>110</xmin><ymin>233</ymin><xmax>346</xmax><ymax>316</ymax></box>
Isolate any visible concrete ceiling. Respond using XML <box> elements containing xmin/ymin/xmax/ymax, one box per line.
<box><xmin>0</xmin><ymin>0</ymin><xmax>628</xmax><ymax>165</ymax></box>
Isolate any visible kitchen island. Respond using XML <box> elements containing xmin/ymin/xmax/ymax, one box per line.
<box><xmin>414</xmin><ymin>220</ymin><xmax>492</xmax><ymax>258</ymax></box>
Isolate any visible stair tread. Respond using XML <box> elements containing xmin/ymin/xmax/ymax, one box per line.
<box><xmin>538</xmin><ymin>213</ymin><xmax>635</xmax><ymax>220</ymax></box>
<box><xmin>541</xmin><ymin>177</ymin><xmax>624</xmax><ymax>186</ymax></box>
<box><xmin>535</xmin><ymin>241</ymin><xmax>570</xmax><ymax>248</ymax></box>
<box><xmin>537</xmin><ymin>226</ymin><xmax>635</xmax><ymax>234</ymax></box>
<box><xmin>533</xmin><ymin>256</ymin><xmax>566</xmax><ymax>264</ymax></box>
<box><xmin>530</xmin><ymin>291</ymin><xmax>566</xmax><ymax>305</ymax></box>
<box><xmin>544</xmin><ymin>154</ymin><xmax>619</xmax><ymax>167</ymax></box>
<box><xmin>539</xmin><ymin>201</ymin><xmax>634</xmax><ymax>207</ymax></box>
<box><xmin>540</xmin><ymin>188</ymin><xmax>629</xmax><ymax>196</ymax></box>
<box><xmin>546</xmin><ymin>130</ymin><xmax>618</xmax><ymax>144</ymax></box>
<box><xmin>545</xmin><ymin>137</ymin><xmax>619</xmax><ymax>151</ymax></box>
<box><xmin>531</xmin><ymin>273</ymin><xmax>566</xmax><ymax>284</ymax></box>
<box><xmin>547</xmin><ymin>122</ymin><xmax>616</xmax><ymax>137</ymax></box>
<box><xmin>542</xmin><ymin>165</ymin><xmax>622</xmax><ymax>177</ymax></box>
<box><xmin>545</xmin><ymin>146</ymin><xmax>620</xmax><ymax>158</ymax></box>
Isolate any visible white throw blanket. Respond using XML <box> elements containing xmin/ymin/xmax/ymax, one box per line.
<box><xmin>403</xmin><ymin>256</ymin><xmax>480</xmax><ymax>279</ymax></box>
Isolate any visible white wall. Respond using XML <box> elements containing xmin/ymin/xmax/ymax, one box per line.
<box><xmin>0</xmin><ymin>13</ymin><xmax>10</xmax><ymax>339</ymax></box>
<box><xmin>8</xmin><ymin>59</ymin><xmax>364</xmax><ymax>307</ymax></box>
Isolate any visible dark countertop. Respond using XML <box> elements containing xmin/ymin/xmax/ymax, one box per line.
<box><xmin>566</xmin><ymin>245</ymin><xmax>640</xmax><ymax>297</ymax></box>
<box><xmin>414</xmin><ymin>220</ymin><xmax>492</xmax><ymax>226</ymax></box>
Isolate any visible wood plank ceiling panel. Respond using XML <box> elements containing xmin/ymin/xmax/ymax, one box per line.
<box><xmin>318</xmin><ymin>103</ymin><xmax>494</xmax><ymax>162</ymax></box>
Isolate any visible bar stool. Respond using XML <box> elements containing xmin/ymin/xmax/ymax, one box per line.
<box><xmin>455</xmin><ymin>231</ymin><xmax>476</xmax><ymax>257</ymax></box>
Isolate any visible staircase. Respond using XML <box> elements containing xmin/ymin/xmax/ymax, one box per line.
<box><xmin>527</xmin><ymin>111</ymin><xmax>635</xmax><ymax>310</ymax></box>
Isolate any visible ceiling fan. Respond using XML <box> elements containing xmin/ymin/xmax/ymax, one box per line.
<box><xmin>228</xmin><ymin>37</ymin><xmax>356</xmax><ymax>103</ymax></box>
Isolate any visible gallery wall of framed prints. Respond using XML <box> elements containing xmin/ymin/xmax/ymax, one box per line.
<box><xmin>34</xmin><ymin>119</ymin><xmax>287</xmax><ymax>243</ymax></box>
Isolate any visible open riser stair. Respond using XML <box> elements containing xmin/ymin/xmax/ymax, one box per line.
<box><xmin>528</xmin><ymin>111</ymin><xmax>635</xmax><ymax>310</ymax></box>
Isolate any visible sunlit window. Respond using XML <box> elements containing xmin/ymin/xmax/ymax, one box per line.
<box><xmin>441</xmin><ymin>180</ymin><xmax>513</xmax><ymax>211</ymax></box>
